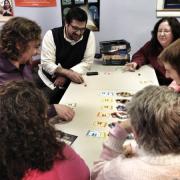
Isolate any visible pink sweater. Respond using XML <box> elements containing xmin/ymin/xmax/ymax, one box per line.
<box><xmin>91</xmin><ymin>125</ymin><xmax>180</xmax><ymax>180</ymax></box>
<box><xmin>169</xmin><ymin>80</ymin><xmax>180</xmax><ymax>92</ymax></box>
<box><xmin>23</xmin><ymin>145</ymin><xmax>90</xmax><ymax>180</ymax></box>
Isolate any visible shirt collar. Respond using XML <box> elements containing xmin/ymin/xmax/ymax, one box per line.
<box><xmin>63</xmin><ymin>26</ymin><xmax>83</xmax><ymax>45</ymax></box>
<box><xmin>0</xmin><ymin>55</ymin><xmax>25</xmax><ymax>73</ymax></box>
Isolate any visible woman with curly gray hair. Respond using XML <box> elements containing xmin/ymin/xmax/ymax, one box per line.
<box><xmin>92</xmin><ymin>85</ymin><xmax>180</xmax><ymax>180</ymax></box>
<box><xmin>0</xmin><ymin>80</ymin><xmax>89</xmax><ymax>180</ymax></box>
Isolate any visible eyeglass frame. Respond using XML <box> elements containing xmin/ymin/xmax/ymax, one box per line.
<box><xmin>69</xmin><ymin>23</ymin><xmax>86</xmax><ymax>33</ymax></box>
<box><xmin>157</xmin><ymin>29</ymin><xmax>172</xmax><ymax>34</ymax></box>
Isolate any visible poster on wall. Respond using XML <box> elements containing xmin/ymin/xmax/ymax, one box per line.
<box><xmin>61</xmin><ymin>0</ymin><xmax>100</xmax><ymax>31</ymax></box>
<box><xmin>0</xmin><ymin>0</ymin><xmax>13</xmax><ymax>22</ymax></box>
<box><xmin>157</xmin><ymin>0</ymin><xmax>180</xmax><ymax>17</ymax></box>
<box><xmin>164</xmin><ymin>0</ymin><xmax>180</xmax><ymax>9</ymax></box>
<box><xmin>15</xmin><ymin>0</ymin><xmax>56</xmax><ymax>7</ymax></box>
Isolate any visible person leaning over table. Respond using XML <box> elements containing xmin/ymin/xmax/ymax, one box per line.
<box><xmin>0</xmin><ymin>17</ymin><xmax>74</xmax><ymax>121</ymax></box>
<box><xmin>159</xmin><ymin>38</ymin><xmax>180</xmax><ymax>92</ymax></box>
<box><xmin>38</xmin><ymin>7</ymin><xmax>96</xmax><ymax>104</ymax></box>
<box><xmin>91</xmin><ymin>85</ymin><xmax>180</xmax><ymax>180</ymax></box>
<box><xmin>0</xmin><ymin>80</ymin><xmax>90</xmax><ymax>180</ymax></box>
<box><xmin>125</xmin><ymin>17</ymin><xmax>180</xmax><ymax>85</ymax></box>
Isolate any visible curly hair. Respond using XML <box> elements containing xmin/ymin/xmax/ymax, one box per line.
<box><xmin>0</xmin><ymin>17</ymin><xmax>41</xmax><ymax>60</ymax></box>
<box><xmin>127</xmin><ymin>85</ymin><xmax>180</xmax><ymax>155</ymax></box>
<box><xmin>150</xmin><ymin>17</ymin><xmax>180</xmax><ymax>54</ymax></box>
<box><xmin>0</xmin><ymin>80</ymin><xmax>65</xmax><ymax>180</ymax></box>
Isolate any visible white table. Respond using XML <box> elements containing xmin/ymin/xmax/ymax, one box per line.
<box><xmin>56</xmin><ymin>63</ymin><xmax>159</xmax><ymax>168</ymax></box>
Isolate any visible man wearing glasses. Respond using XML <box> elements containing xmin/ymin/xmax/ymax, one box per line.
<box><xmin>38</xmin><ymin>7</ymin><xmax>96</xmax><ymax>104</ymax></box>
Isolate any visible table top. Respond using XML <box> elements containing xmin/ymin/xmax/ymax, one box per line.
<box><xmin>56</xmin><ymin>64</ymin><xmax>159</xmax><ymax>168</ymax></box>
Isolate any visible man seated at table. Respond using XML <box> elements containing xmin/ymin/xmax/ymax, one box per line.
<box><xmin>38</xmin><ymin>7</ymin><xmax>96</xmax><ymax>104</ymax></box>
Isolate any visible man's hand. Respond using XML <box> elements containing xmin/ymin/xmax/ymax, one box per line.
<box><xmin>54</xmin><ymin>76</ymin><xmax>67</xmax><ymax>87</ymax></box>
<box><xmin>54</xmin><ymin>104</ymin><xmax>75</xmax><ymax>121</ymax></box>
<box><xmin>55</xmin><ymin>67</ymin><xmax>84</xmax><ymax>84</ymax></box>
<box><xmin>66</xmin><ymin>70</ymin><xmax>84</xmax><ymax>84</ymax></box>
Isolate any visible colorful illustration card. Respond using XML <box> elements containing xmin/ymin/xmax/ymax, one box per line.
<box><xmin>111</xmin><ymin>112</ymin><xmax>129</xmax><ymax>120</ymax></box>
<box><xmin>115</xmin><ymin>98</ymin><xmax>130</xmax><ymax>104</ymax></box>
<box><xmin>116</xmin><ymin>91</ymin><xmax>133</xmax><ymax>97</ymax></box>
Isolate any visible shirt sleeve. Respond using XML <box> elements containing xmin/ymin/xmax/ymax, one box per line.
<box><xmin>47</xmin><ymin>104</ymin><xmax>57</xmax><ymax>118</ymax></box>
<box><xmin>169</xmin><ymin>80</ymin><xmax>180</xmax><ymax>92</ymax></box>
<box><xmin>71</xmin><ymin>31</ymin><xmax>96</xmax><ymax>74</ymax></box>
<box><xmin>131</xmin><ymin>41</ymin><xmax>151</xmax><ymax>68</ymax></box>
<box><xmin>41</xmin><ymin>30</ymin><xmax>59</xmax><ymax>75</ymax></box>
<box><xmin>91</xmin><ymin>124</ymin><xmax>128</xmax><ymax>180</ymax></box>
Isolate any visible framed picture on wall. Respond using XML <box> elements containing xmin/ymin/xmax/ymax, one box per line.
<box><xmin>74</xmin><ymin>0</ymin><xmax>85</xmax><ymax>5</ymax></box>
<box><xmin>60</xmin><ymin>0</ymin><xmax>100</xmax><ymax>31</ymax></box>
<box><xmin>164</xmin><ymin>0</ymin><xmax>180</xmax><ymax>9</ymax></box>
<box><xmin>62</xmin><ymin>0</ymin><xmax>72</xmax><ymax>5</ymax></box>
<box><xmin>157</xmin><ymin>0</ymin><xmax>180</xmax><ymax>17</ymax></box>
<box><xmin>0</xmin><ymin>0</ymin><xmax>13</xmax><ymax>22</ymax></box>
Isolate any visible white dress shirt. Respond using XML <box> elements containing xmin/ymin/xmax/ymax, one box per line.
<box><xmin>38</xmin><ymin>27</ymin><xmax>96</xmax><ymax>89</ymax></box>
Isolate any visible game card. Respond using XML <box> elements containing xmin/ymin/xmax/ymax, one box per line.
<box><xmin>116</xmin><ymin>104</ymin><xmax>127</xmax><ymax>111</ymax></box>
<box><xmin>66</xmin><ymin>103</ymin><xmax>77</xmax><ymax>110</ymax></box>
<box><xmin>56</xmin><ymin>131</ymin><xmax>78</xmax><ymax>146</ymax></box>
<box><xmin>108</xmin><ymin>122</ymin><xmax>116</xmax><ymax>129</ymax></box>
<box><xmin>100</xmin><ymin>91</ymin><xmax>114</xmax><ymax>97</ymax></box>
<box><xmin>101</xmin><ymin>97</ymin><xmax>114</xmax><ymax>103</ymax></box>
<box><xmin>115</xmin><ymin>99</ymin><xmax>130</xmax><ymax>104</ymax></box>
<box><xmin>111</xmin><ymin>112</ymin><xmax>128</xmax><ymax>120</ymax></box>
<box><xmin>93</xmin><ymin>121</ymin><xmax>107</xmax><ymax>128</ymax></box>
<box><xmin>86</xmin><ymin>130</ymin><xmax>107</xmax><ymax>138</ymax></box>
<box><xmin>116</xmin><ymin>91</ymin><xmax>133</xmax><ymax>97</ymax></box>
<box><xmin>101</xmin><ymin>105</ymin><xmax>113</xmax><ymax>110</ymax></box>
<box><xmin>97</xmin><ymin>112</ymin><xmax>110</xmax><ymax>118</ymax></box>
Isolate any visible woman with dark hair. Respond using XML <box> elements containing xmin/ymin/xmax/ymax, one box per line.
<box><xmin>125</xmin><ymin>17</ymin><xmax>180</xmax><ymax>85</ymax></box>
<box><xmin>0</xmin><ymin>80</ymin><xmax>89</xmax><ymax>180</ymax></box>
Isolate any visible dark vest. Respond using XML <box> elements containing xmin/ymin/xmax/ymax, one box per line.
<box><xmin>52</xmin><ymin>26</ymin><xmax>90</xmax><ymax>69</ymax></box>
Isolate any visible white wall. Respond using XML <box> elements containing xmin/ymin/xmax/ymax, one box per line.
<box><xmin>4</xmin><ymin>0</ymin><xmax>165</xmax><ymax>54</ymax></box>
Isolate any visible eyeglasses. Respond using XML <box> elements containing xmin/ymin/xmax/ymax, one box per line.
<box><xmin>158</xmin><ymin>30</ymin><xmax>171</xmax><ymax>34</ymax></box>
<box><xmin>69</xmin><ymin>24</ymin><xmax>86</xmax><ymax>33</ymax></box>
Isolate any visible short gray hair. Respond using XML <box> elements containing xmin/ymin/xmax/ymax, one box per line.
<box><xmin>127</xmin><ymin>85</ymin><xmax>180</xmax><ymax>154</ymax></box>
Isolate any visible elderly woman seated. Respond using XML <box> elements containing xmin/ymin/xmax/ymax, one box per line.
<box><xmin>91</xmin><ymin>85</ymin><xmax>180</xmax><ymax>180</ymax></box>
